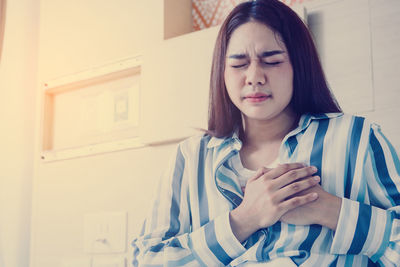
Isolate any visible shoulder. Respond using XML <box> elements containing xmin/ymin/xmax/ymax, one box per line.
<box><xmin>177</xmin><ymin>133</ymin><xmax>213</xmax><ymax>156</ymax></box>
<box><xmin>303</xmin><ymin>113</ymin><xmax>380</xmax><ymax>139</ymax></box>
<box><xmin>178</xmin><ymin>132</ymin><xmax>237</xmax><ymax>156</ymax></box>
<box><xmin>308</xmin><ymin>112</ymin><xmax>375</xmax><ymax>128</ymax></box>
<box><xmin>326</xmin><ymin>113</ymin><xmax>379</xmax><ymax>130</ymax></box>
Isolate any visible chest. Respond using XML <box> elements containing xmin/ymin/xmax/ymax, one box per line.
<box><xmin>239</xmin><ymin>142</ymin><xmax>281</xmax><ymax>171</ymax></box>
<box><xmin>282</xmin><ymin>123</ymin><xmax>369</xmax><ymax>200</ymax></box>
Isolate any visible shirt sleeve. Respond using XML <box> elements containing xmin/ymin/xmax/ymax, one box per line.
<box><xmin>330</xmin><ymin>124</ymin><xmax>400</xmax><ymax>265</ymax></box>
<box><xmin>131</xmin><ymin>144</ymin><xmax>246</xmax><ymax>267</ymax></box>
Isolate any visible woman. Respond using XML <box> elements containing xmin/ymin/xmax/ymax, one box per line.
<box><xmin>132</xmin><ymin>0</ymin><xmax>400</xmax><ymax>266</ymax></box>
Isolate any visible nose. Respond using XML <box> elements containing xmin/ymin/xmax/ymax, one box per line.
<box><xmin>246</xmin><ymin>61</ymin><xmax>266</xmax><ymax>86</ymax></box>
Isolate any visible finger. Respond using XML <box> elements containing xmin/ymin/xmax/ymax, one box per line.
<box><xmin>273</xmin><ymin>176</ymin><xmax>320</xmax><ymax>203</ymax></box>
<box><xmin>248</xmin><ymin>166</ymin><xmax>271</xmax><ymax>182</ymax></box>
<box><xmin>272</xmin><ymin>166</ymin><xmax>318</xmax><ymax>189</ymax></box>
<box><xmin>261</xmin><ymin>163</ymin><xmax>307</xmax><ymax>181</ymax></box>
<box><xmin>279</xmin><ymin>192</ymin><xmax>319</xmax><ymax>213</ymax></box>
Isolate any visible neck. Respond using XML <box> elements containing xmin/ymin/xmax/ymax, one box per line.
<box><xmin>241</xmin><ymin>110</ymin><xmax>298</xmax><ymax>148</ymax></box>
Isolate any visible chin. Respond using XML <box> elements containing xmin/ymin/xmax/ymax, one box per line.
<box><xmin>244</xmin><ymin>113</ymin><xmax>276</xmax><ymax>121</ymax></box>
<box><xmin>244</xmin><ymin>108</ymin><xmax>290</xmax><ymax>121</ymax></box>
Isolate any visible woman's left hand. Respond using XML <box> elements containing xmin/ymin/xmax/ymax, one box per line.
<box><xmin>280</xmin><ymin>184</ymin><xmax>342</xmax><ymax>230</ymax></box>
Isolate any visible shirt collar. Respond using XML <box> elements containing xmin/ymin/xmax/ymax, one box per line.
<box><xmin>207</xmin><ymin>130</ymin><xmax>242</xmax><ymax>150</ymax></box>
<box><xmin>207</xmin><ymin>113</ymin><xmax>343</xmax><ymax>149</ymax></box>
<box><xmin>297</xmin><ymin>112</ymin><xmax>343</xmax><ymax>132</ymax></box>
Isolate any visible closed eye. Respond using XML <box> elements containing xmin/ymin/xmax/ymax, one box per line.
<box><xmin>231</xmin><ymin>63</ymin><xmax>248</xmax><ymax>68</ymax></box>
<box><xmin>263</xmin><ymin>61</ymin><xmax>282</xmax><ymax>66</ymax></box>
<box><xmin>230</xmin><ymin>61</ymin><xmax>282</xmax><ymax>68</ymax></box>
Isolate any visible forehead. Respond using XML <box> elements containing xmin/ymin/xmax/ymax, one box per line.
<box><xmin>226</xmin><ymin>21</ymin><xmax>286</xmax><ymax>54</ymax></box>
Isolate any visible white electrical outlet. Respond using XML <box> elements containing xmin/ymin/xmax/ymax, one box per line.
<box><xmin>84</xmin><ymin>211</ymin><xmax>127</xmax><ymax>254</ymax></box>
<box><xmin>114</xmin><ymin>91</ymin><xmax>129</xmax><ymax>122</ymax></box>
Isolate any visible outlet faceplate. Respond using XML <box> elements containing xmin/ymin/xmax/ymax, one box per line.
<box><xmin>84</xmin><ymin>211</ymin><xmax>127</xmax><ymax>254</ymax></box>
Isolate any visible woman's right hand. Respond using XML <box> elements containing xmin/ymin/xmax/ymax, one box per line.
<box><xmin>229</xmin><ymin>163</ymin><xmax>320</xmax><ymax>243</ymax></box>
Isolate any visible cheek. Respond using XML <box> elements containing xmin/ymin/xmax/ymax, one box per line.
<box><xmin>224</xmin><ymin>71</ymin><xmax>241</xmax><ymax>105</ymax></box>
<box><xmin>223</xmin><ymin>68</ymin><xmax>229</xmax><ymax>86</ymax></box>
<box><xmin>271</xmin><ymin>65</ymin><xmax>294</xmax><ymax>91</ymax></box>
<box><xmin>224</xmin><ymin>68</ymin><xmax>243</xmax><ymax>90</ymax></box>
<box><xmin>283</xmin><ymin>63</ymin><xmax>294</xmax><ymax>84</ymax></box>
<box><xmin>224</xmin><ymin>68</ymin><xmax>232</xmax><ymax>87</ymax></box>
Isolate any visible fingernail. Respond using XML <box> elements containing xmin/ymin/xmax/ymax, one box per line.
<box><xmin>311</xmin><ymin>166</ymin><xmax>318</xmax><ymax>172</ymax></box>
<box><xmin>313</xmin><ymin>176</ymin><xmax>320</xmax><ymax>182</ymax></box>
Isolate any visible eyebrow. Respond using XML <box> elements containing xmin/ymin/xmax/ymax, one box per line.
<box><xmin>227</xmin><ymin>50</ymin><xmax>285</xmax><ymax>59</ymax></box>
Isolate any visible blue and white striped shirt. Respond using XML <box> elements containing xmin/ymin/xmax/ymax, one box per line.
<box><xmin>132</xmin><ymin>113</ymin><xmax>400</xmax><ymax>266</ymax></box>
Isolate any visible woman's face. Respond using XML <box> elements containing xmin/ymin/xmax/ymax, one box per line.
<box><xmin>224</xmin><ymin>21</ymin><xmax>294</xmax><ymax>123</ymax></box>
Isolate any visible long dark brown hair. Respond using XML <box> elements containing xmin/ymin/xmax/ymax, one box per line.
<box><xmin>208</xmin><ymin>0</ymin><xmax>341</xmax><ymax>138</ymax></box>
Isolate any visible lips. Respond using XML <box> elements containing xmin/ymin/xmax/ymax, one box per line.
<box><xmin>244</xmin><ymin>92</ymin><xmax>271</xmax><ymax>102</ymax></box>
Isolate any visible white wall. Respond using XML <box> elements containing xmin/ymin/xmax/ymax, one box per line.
<box><xmin>306</xmin><ymin>0</ymin><xmax>400</xmax><ymax>151</ymax></box>
<box><xmin>0</xmin><ymin>0</ymin><xmax>38</xmax><ymax>266</ymax></box>
<box><xmin>31</xmin><ymin>1</ymin><xmax>173</xmax><ymax>267</ymax></box>
<box><xmin>358</xmin><ymin>0</ymin><xmax>400</xmax><ymax>152</ymax></box>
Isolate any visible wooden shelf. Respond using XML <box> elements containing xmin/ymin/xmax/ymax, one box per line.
<box><xmin>41</xmin><ymin>56</ymin><xmax>143</xmax><ymax>161</ymax></box>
